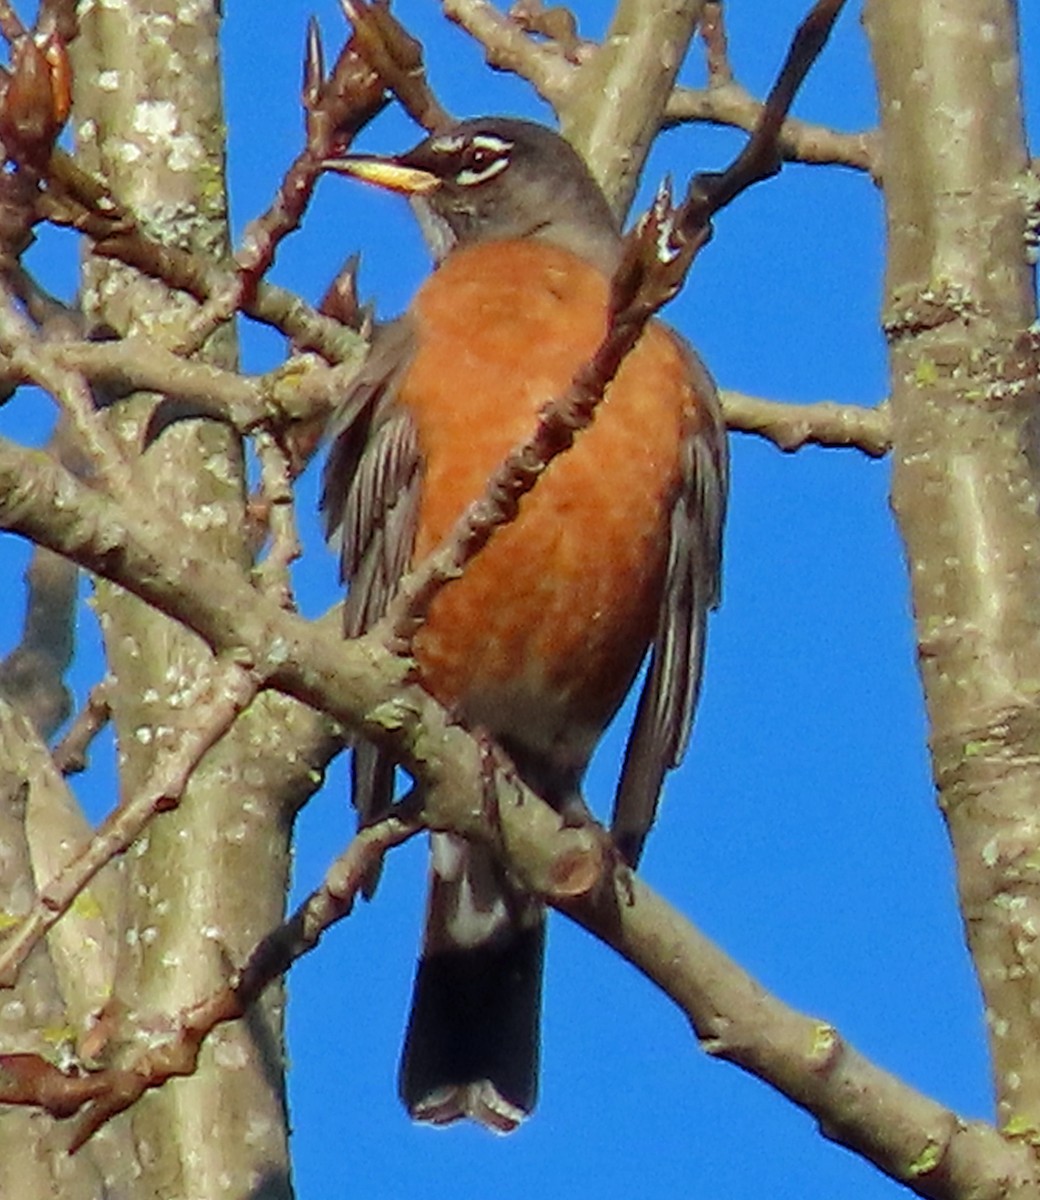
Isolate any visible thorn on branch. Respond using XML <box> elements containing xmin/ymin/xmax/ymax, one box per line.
<box><xmin>303</xmin><ymin>15</ymin><xmax>326</xmax><ymax>112</ymax></box>
<box><xmin>303</xmin><ymin>11</ymin><xmax>387</xmax><ymax>153</ymax></box>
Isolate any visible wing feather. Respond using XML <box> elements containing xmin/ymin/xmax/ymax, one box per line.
<box><xmin>611</xmin><ymin>342</ymin><xmax>728</xmax><ymax>867</ymax></box>
<box><xmin>320</xmin><ymin>319</ymin><xmax>423</xmax><ymax>824</ymax></box>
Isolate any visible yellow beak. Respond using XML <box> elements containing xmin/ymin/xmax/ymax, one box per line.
<box><xmin>323</xmin><ymin>157</ymin><xmax>440</xmax><ymax>196</ymax></box>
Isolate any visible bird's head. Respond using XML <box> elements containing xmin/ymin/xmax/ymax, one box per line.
<box><xmin>325</xmin><ymin>116</ymin><xmax>621</xmax><ymax>271</ymax></box>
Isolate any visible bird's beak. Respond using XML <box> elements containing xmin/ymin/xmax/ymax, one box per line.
<box><xmin>323</xmin><ymin>156</ymin><xmax>440</xmax><ymax>196</ymax></box>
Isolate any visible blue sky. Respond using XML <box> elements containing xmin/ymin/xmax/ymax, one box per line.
<box><xmin>3</xmin><ymin>2</ymin><xmax>1038</xmax><ymax>1197</ymax></box>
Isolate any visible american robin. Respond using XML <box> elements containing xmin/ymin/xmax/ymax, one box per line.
<box><xmin>321</xmin><ymin>117</ymin><xmax>727</xmax><ymax>1133</ymax></box>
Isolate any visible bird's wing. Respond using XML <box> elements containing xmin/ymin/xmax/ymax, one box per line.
<box><xmin>611</xmin><ymin>339</ymin><xmax>728</xmax><ymax>867</ymax></box>
<box><xmin>320</xmin><ymin>318</ymin><xmax>423</xmax><ymax>824</ymax></box>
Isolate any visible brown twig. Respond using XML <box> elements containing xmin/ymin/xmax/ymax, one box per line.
<box><xmin>508</xmin><ymin>1</ymin><xmax>590</xmax><ymax>64</ymax></box>
<box><xmin>0</xmin><ymin>327</ymin><xmax>363</xmax><ymax>449</ymax></box>
<box><xmin>39</xmin><ymin>150</ymin><xmax>363</xmax><ymax>362</ymax></box>
<box><xmin>340</xmin><ymin>0</ymin><xmax>451</xmax><ymax>131</ymax></box>
<box><xmin>1</xmin><ymin>396</ymin><xmax>1032</xmax><ymax>1193</ymax></box>
<box><xmin>674</xmin><ymin>0</ymin><xmax>878</xmax><ymax>178</ymax></box>
<box><xmin>722</xmin><ymin>392</ymin><xmax>891</xmax><ymax>456</ymax></box>
<box><xmin>665</xmin><ymin>82</ymin><xmax>879</xmax><ymax>175</ymax></box>
<box><xmin>51</xmin><ymin>680</ymin><xmax>111</xmax><ymax>775</ymax></box>
<box><xmin>444</xmin><ymin>0</ymin><xmax>875</xmax><ymax>178</ymax></box>
<box><xmin>0</xmin><ymin>654</ymin><xmax>263</xmax><ymax>988</ymax></box>
<box><xmin>251</xmin><ymin>429</ymin><xmax>301</xmax><ymax>608</ymax></box>
<box><xmin>172</xmin><ymin>13</ymin><xmax>390</xmax><ymax>358</ymax></box>
<box><xmin>699</xmin><ymin>0</ymin><xmax>732</xmax><ymax>86</ymax></box>
<box><xmin>0</xmin><ymin>0</ymin><xmax>28</xmax><ymax>44</ymax></box>
<box><xmin>57</xmin><ymin>812</ymin><xmax>420</xmax><ymax>1150</ymax></box>
<box><xmin>0</xmin><ymin>277</ymin><xmax>133</xmax><ymax>495</ymax></box>
<box><xmin>677</xmin><ymin>0</ymin><xmax>848</xmax><ymax>228</ymax></box>
<box><xmin>36</xmin><ymin>0</ymin><xmax>78</xmax><ymax>43</ymax></box>
<box><xmin>443</xmin><ymin>0</ymin><xmax>575</xmax><ymax>109</ymax></box>
<box><xmin>0</xmin><ymin>258</ymin><xmax>80</xmax><ymax>334</ymax></box>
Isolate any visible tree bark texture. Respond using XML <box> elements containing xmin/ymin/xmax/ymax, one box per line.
<box><xmin>866</xmin><ymin>0</ymin><xmax>1040</xmax><ymax>1139</ymax></box>
<box><xmin>68</xmin><ymin>4</ymin><xmax>293</xmax><ymax>1197</ymax></box>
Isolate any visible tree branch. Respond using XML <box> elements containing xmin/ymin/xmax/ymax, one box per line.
<box><xmin>722</xmin><ymin>391</ymin><xmax>891</xmax><ymax>456</ymax></box>
<box><xmin>442</xmin><ymin>0</ymin><xmax>577</xmax><ymax>109</ymax></box>
<box><xmin>665</xmin><ymin>82</ymin><xmax>879</xmax><ymax>175</ymax></box>
<box><xmin>443</xmin><ymin>0</ymin><xmax>877</xmax><ymax>194</ymax></box>
<box><xmin>0</xmin><ymin>651</ymin><xmax>263</xmax><ymax>988</ymax></box>
<box><xmin>865</xmin><ymin>0</ymin><xmax>1040</xmax><ymax>1141</ymax></box>
<box><xmin>39</xmin><ymin>151</ymin><xmax>364</xmax><ymax>362</ymax></box>
<box><xmin>0</xmin><ymin>420</ymin><xmax>1023</xmax><ymax>1194</ymax></box>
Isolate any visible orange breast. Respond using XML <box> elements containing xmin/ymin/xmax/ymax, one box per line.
<box><xmin>401</xmin><ymin>239</ymin><xmax>700</xmax><ymax>771</ymax></box>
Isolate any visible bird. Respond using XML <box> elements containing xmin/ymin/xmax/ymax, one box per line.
<box><xmin>321</xmin><ymin>116</ymin><xmax>727</xmax><ymax>1134</ymax></box>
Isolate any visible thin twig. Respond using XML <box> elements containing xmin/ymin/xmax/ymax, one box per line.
<box><xmin>722</xmin><ymin>392</ymin><xmax>891</xmax><ymax>456</ymax></box>
<box><xmin>444</xmin><ymin>0</ymin><xmax>875</xmax><ymax>176</ymax></box>
<box><xmin>0</xmin><ymin>278</ymin><xmax>133</xmax><ymax>495</ymax></box>
<box><xmin>39</xmin><ymin>150</ymin><xmax>364</xmax><ymax>362</ymax></box>
<box><xmin>665</xmin><ymin>82</ymin><xmax>878</xmax><ymax>175</ymax></box>
<box><xmin>51</xmin><ymin>680</ymin><xmax>111</xmax><ymax>775</ymax></box>
<box><xmin>700</xmin><ymin>0</ymin><xmax>732</xmax><ymax>85</ymax></box>
<box><xmin>173</xmin><ymin>11</ymin><xmax>390</xmax><ymax>357</ymax></box>
<box><xmin>251</xmin><ymin>429</ymin><xmax>301</xmax><ymax>607</ymax></box>
<box><xmin>508</xmin><ymin>1</ymin><xmax>590</xmax><ymax>64</ymax></box>
<box><xmin>0</xmin><ymin>368</ymin><xmax>1028</xmax><ymax>1194</ymax></box>
<box><xmin>0</xmin><ymin>654</ymin><xmax>263</xmax><ymax>987</ymax></box>
<box><xmin>59</xmin><ymin>813</ymin><xmax>420</xmax><ymax>1150</ymax></box>
<box><xmin>0</xmin><ymin>0</ymin><xmax>28</xmax><ymax>43</ymax></box>
<box><xmin>442</xmin><ymin>0</ymin><xmax>575</xmax><ymax>108</ymax></box>
<box><xmin>341</xmin><ymin>0</ymin><xmax>451</xmax><ymax>131</ymax></box>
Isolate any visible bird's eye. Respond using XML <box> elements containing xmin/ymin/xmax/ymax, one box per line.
<box><xmin>455</xmin><ymin>135</ymin><xmax>512</xmax><ymax>187</ymax></box>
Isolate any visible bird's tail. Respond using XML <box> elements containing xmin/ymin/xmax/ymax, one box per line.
<box><xmin>398</xmin><ymin>833</ymin><xmax>545</xmax><ymax>1133</ymax></box>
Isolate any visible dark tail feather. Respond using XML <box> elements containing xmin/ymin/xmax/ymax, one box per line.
<box><xmin>398</xmin><ymin>918</ymin><xmax>545</xmax><ymax>1133</ymax></box>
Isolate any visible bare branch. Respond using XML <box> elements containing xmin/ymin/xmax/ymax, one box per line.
<box><xmin>0</xmin><ymin>652</ymin><xmax>263</xmax><ymax>987</ymax></box>
<box><xmin>561</xmin><ymin>0</ymin><xmax>706</xmax><ymax>215</ymax></box>
<box><xmin>442</xmin><ymin>0</ymin><xmax>577</xmax><ymax>108</ymax></box>
<box><xmin>251</xmin><ymin>429</ymin><xmax>301</xmax><ymax>607</ymax></box>
<box><xmin>0</xmin><ymin>279</ymin><xmax>133</xmax><ymax>494</ymax></box>
<box><xmin>699</xmin><ymin>0</ymin><xmax>731</xmax><ymax>85</ymax></box>
<box><xmin>665</xmin><ymin>82</ymin><xmax>879</xmax><ymax>175</ymax></box>
<box><xmin>444</xmin><ymin>0</ymin><xmax>875</xmax><ymax>199</ymax></box>
<box><xmin>51</xmin><ymin>681</ymin><xmax>110</xmax><ymax>775</ymax></box>
<box><xmin>559</xmin><ymin>871</ymin><xmax>1037</xmax><ymax>1200</ymax></box>
<box><xmin>341</xmin><ymin>0</ymin><xmax>451</xmax><ymax>131</ymax></box>
<box><xmin>0</xmin><ymin>1</ymin><xmax>28</xmax><ymax>42</ymax></box>
<box><xmin>39</xmin><ymin>150</ymin><xmax>364</xmax><ymax>362</ymax></box>
<box><xmin>60</xmin><ymin>813</ymin><xmax>420</xmax><ymax>1149</ymax></box>
<box><xmin>509</xmin><ymin>1</ymin><xmax>589</xmax><ymax>63</ymax></box>
<box><xmin>722</xmin><ymin>391</ymin><xmax>891</xmax><ymax>456</ymax></box>
<box><xmin>173</xmin><ymin>10</ymin><xmax>390</xmax><ymax>358</ymax></box>
<box><xmin>0</xmin><ymin>334</ymin><xmax>363</xmax><ymax>454</ymax></box>
<box><xmin>0</xmin><ymin>545</ymin><xmax>76</xmax><ymax>738</ymax></box>
<box><xmin>0</xmin><ymin>399</ymin><xmax>1027</xmax><ymax>1192</ymax></box>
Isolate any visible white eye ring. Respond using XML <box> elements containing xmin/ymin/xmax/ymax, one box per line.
<box><xmin>457</xmin><ymin>155</ymin><xmax>510</xmax><ymax>187</ymax></box>
<box><xmin>453</xmin><ymin>133</ymin><xmax>513</xmax><ymax>187</ymax></box>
